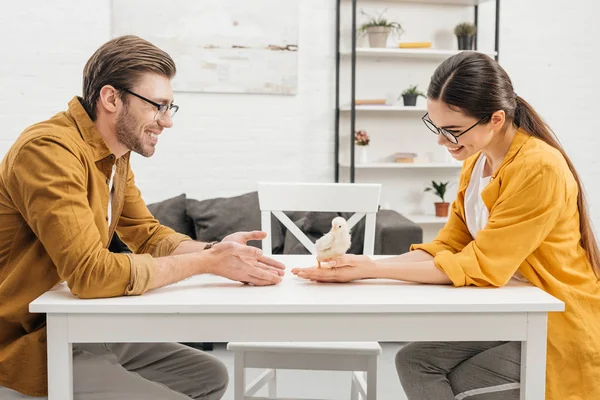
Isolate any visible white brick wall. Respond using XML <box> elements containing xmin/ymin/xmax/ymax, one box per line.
<box><xmin>1</xmin><ymin>0</ymin><xmax>599</xmax><ymax>230</ymax></box>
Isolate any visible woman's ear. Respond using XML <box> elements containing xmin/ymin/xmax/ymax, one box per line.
<box><xmin>490</xmin><ymin>110</ymin><xmax>506</xmax><ymax>131</ymax></box>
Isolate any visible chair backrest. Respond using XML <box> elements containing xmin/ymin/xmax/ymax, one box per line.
<box><xmin>257</xmin><ymin>182</ymin><xmax>382</xmax><ymax>256</ymax></box>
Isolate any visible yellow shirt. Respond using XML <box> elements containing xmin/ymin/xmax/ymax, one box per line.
<box><xmin>412</xmin><ymin>129</ymin><xmax>600</xmax><ymax>399</ymax></box>
<box><xmin>0</xmin><ymin>97</ymin><xmax>191</xmax><ymax>396</ymax></box>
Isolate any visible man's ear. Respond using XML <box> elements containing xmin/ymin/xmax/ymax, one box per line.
<box><xmin>98</xmin><ymin>85</ymin><xmax>120</xmax><ymax>115</ymax></box>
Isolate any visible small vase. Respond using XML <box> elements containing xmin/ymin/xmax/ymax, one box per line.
<box><xmin>456</xmin><ymin>35</ymin><xmax>474</xmax><ymax>50</ymax></box>
<box><xmin>435</xmin><ymin>202</ymin><xmax>450</xmax><ymax>217</ymax></box>
<box><xmin>366</xmin><ymin>27</ymin><xmax>391</xmax><ymax>48</ymax></box>
<box><xmin>356</xmin><ymin>146</ymin><xmax>369</xmax><ymax>164</ymax></box>
<box><xmin>402</xmin><ymin>94</ymin><xmax>418</xmax><ymax>106</ymax></box>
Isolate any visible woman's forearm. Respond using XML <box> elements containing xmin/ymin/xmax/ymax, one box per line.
<box><xmin>376</xmin><ymin>249</ymin><xmax>434</xmax><ymax>264</ymax></box>
<box><xmin>370</xmin><ymin>258</ymin><xmax>452</xmax><ymax>285</ymax></box>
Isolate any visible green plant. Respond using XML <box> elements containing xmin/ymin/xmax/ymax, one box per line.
<box><xmin>424</xmin><ymin>180</ymin><xmax>450</xmax><ymax>202</ymax></box>
<box><xmin>402</xmin><ymin>84</ymin><xmax>426</xmax><ymax>97</ymax></box>
<box><xmin>454</xmin><ymin>22</ymin><xmax>477</xmax><ymax>37</ymax></box>
<box><xmin>358</xmin><ymin>9</ymin><xmax>403</xmax><ymax>37</ymax></box>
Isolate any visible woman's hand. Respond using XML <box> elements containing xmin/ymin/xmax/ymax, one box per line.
<box><xmin>291</xmin><ymin>254</ymin><xmax>375</xmax><ymax>283</ymax></box>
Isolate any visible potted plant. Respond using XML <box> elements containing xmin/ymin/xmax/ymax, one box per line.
<box><xmin>354</xmin><ymin>130</ymin><xmax>370</xmax><ymax>163</ymax></box>
<box><xmin>401</xmin><ymin>85</ymin><xmax>425</xmax><ymax>106</ymax></box>
<box><xmin>424</xmin><ymin>180</ymin><xmax>451</xmax><ymax>217</ymax></box>
<box><xmin>359</xmin><ymin>9</ymin><xmax>403</xmax><ymax>48</ymax></box>
<box><xmin>454</xmin><ymin>22</ymin><xmax>477</xmax><ymax>50</ymax></box>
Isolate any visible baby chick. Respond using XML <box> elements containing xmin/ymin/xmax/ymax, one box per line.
<box><xmin>315</xmin><ymin>216</ymin><xmax>351</xmax><ymax>268</ymax></box>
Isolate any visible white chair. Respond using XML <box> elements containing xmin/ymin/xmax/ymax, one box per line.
<box><xmin>227</xmin><ymin>182</ymin><xmax>382</xmax><ymax>400</ymax></box>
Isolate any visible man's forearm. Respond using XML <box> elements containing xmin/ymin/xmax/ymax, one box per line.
<box><xmin>170</xmin><ymin>239</ymin><xmax>211</xmax><ymax>255</ymax></box>
<box><xmin>149</xmin><ymin>251</ymin><xmax>214</xmax><ymax>290</ymax></box>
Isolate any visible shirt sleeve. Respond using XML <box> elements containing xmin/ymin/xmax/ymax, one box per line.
<box><xmin>115</xmin><ymin>162</ymin><xmax>192</xmax><ymax>258</ymax></box>
<box><xmin>410</xmin><ymin>194</ymin><xmax>474</xmax><ymax>256</ymax></box>
<box><xmin>433</xmin><ymin>163</ymin><xmax>566</xmax><ymax>287</ymax></box>
<box><xmin>7</xmin><ymin>137</ymin><xmax>155</xmax><ymax>298</ymax></box>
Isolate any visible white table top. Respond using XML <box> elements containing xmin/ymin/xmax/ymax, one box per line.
<box><xmin>30</xmin><ymin>255</ymin><xmax>564</xmax><ymax>315</ymax></box>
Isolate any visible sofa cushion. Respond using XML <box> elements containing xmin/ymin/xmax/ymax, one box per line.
<box><xmin>147</xmin><ymin>193</ymin><xmax>195</xmax><ymax>238</ymax></box>
<box><xmin>186</xmin><ymin>191</ymin><xmax>285</xmax><ymax>252</ymax></box>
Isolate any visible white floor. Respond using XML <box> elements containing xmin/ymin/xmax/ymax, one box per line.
<box><xmin>212</xmin><ymin>342</ymin><xmax>409</xmax><ymax>400</ymax></box>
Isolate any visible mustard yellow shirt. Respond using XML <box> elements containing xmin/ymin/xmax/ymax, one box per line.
<box><xmin>0</xmin><ymin>97</ymin><xmax>191</xmax><ymax>396</ymax></box>
<box><xmin>412</xmin><ymin>129</ymin><xmax>600</xmax><ymax>399</ymax></box>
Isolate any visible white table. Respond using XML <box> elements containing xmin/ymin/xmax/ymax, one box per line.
<box><xmin>30</xmin><ymin>255</ymin><xmax>564</xmax><ymax>400</ymax></box>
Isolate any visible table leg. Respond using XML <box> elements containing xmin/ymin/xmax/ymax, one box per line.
<box><xmin>47</xmin><ymin>314</ymin><xmax>73</xmax><ymax>400</ymax></box>
<box><xmin>520</xmin><ymin>313</ymin><xmax>548</xmax><ymax>400</ymax></box>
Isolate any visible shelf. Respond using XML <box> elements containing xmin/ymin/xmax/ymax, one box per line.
<box><xmin>405</xmin><ymin>214</ymin><xmax>449</xmax><ymax>224</ymax></box>
<box><xmin>340</xmin><ymin>162</ymin><xmax>462</xmax><ymax>169</ymax></box>
<box><xmin>346</xmin><ymin>0</ymin><xmax>494</xmax><ymax>5</ymax></box>
<box><xmin>341</xmin><ymin>48</ymin><xmax>498</xmax><ymax>60</ymax></box>
<box><xmin>340</xmin><ymin>105</ymin><xmax>427</xmax><ymax>112</ymax></box>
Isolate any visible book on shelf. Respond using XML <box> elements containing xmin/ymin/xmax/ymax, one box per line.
<box><xmin>354</xmin><ymin>99</ymin><xmax>387</xmax><ymax>105</ymax></box>
<box><xmin>393</xmin><ymin>152</ymin><xmax>418</xmax><ymax>163</ymax></box>
<box><xmin>398</xmin><ymin>42</ymin><xmax>432</xmax><ymax>49</ymax></box>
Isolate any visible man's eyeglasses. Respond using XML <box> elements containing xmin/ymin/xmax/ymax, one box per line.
<box><xmin>422</xmin><ymin>112</ymin><xmax>490</xmax><ymax>145</ymax></box>
<box><xmin>119</xmin><ymin>88</ymin><xmax>179</xmax><ymax>120</ymax></box>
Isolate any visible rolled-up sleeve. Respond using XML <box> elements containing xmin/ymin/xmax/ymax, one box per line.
<box><xmin>410</xmin><ymin>192</ymin><xmax>473</xmax><ymax>256</ymax></box>
<box><xmin>8</xmin><ymin>137</ymin><xmax>153</xmax><ymax>298</ymax></box>
<box><xmin>116</xmin><ymin>163</ymin><xmax>192</xmax><ymax>257</ymax></box>
<box><xmin>433</xmin><ymin>165</ymin><xmax>565</xmax><ymax>287</ymax></box>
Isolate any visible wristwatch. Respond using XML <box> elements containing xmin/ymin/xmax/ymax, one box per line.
<box><xmin>203</xmin><ymin>241</ymin><xmax>219</xmax><ymax>250</ymax></box>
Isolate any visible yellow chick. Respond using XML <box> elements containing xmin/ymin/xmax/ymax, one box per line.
<box><xmin>315</xmin><ymin>216</ymin><xmax>351</xmax><ymax>268</ymax></box>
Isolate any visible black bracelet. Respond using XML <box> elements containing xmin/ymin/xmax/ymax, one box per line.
<box><xmin>203</xmin><ymin>241</ymin><xmax>219</xmax><ymax>250</ymax></box>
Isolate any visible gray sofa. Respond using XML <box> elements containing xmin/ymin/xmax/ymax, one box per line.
<box><xmin>138</xmin><ymin>191</ymin><xmax>422</xmax><ymax>255</ymax></box>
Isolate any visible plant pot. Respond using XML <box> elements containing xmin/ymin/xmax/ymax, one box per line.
<box><xmin>366</xmin><ymin>27</ymin><xmax>391</xmax><ymax>48</ymax></box>
<box><xmin>435</xmin><ymin>202</ymin><xmax>450</xmax><ymax>217</ymax></box>
<box><xmin>456</xmin><ymin>35</ymin><xmax>474</xmax><ymax>51</ymax></box>
<box><xmin>402</xmin><ymin>94</ymin><xmax>418</xmax><ymax>106</ymax></box>
<box><xmin>356</xmin><ymin>145</ymin><xmax>369</xmax><ymax>164</ymax></box>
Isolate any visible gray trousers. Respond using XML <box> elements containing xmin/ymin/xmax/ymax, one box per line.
<box><xmin>396</xmin><ymin>341</ymin><xmax>521</xmax><ymax>399</ymax></box>
<box><xmin>0</xmin><ymin>343</ymin><xmax>228</xmax><ymax>399</ymax></box>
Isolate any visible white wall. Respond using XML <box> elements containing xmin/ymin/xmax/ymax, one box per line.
<box><xmin>1</xmin><ymin>0</ymin><xmax>599</xmax><ymax>230</ymax></box>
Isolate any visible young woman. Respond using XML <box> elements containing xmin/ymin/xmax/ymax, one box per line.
<box><xmin>292</xmin><ymin>51</ymin><xmax>600</xmax><ymax>400</ymax></box>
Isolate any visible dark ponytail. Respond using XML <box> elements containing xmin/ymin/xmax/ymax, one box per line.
<box><xmin>428</xmin><ymin>52</ymin><xmax>600</xmax><ymax>280</ymax></box>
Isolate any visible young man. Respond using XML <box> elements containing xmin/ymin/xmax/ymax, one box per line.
<box><xmin>0</xmin><ymin>35</ymin><xmax>285</xmax><ymax>400</ymax></box>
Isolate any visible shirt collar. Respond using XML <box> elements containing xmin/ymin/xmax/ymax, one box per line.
<box><xmin>67</xmin><ymin>96</ymin><xmax>114</xmax><ymax>162</ymax></box>
<box><xmin>458</xmin><ymin>128</ymin><xmax>532</xmax><ymax>193</ymax></box>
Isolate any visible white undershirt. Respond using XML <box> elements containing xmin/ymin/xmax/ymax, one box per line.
<box><xmin>465</xmin><ymin>154</ymin><xmax>528</xmax><ymax>283</ymax></box>
<box><xmin>465</xmin><ymin>154</ymin><xmax>491</xmax><ymax>240</ymax></box>
<box><xmin>107</xmin><ymin>165</ymin><xmax>116</xmax><ymax>227</ymax></box>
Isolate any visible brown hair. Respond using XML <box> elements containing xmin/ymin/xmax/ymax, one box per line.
<box><xmin>428</xmin><ymin>51</ymin><xmax>600</xmax><ymax>279</ymax></box>
<box><xmin>82</xmin><ymin>35</ymin><xmax>176</xmax><ymax>120</ymax></box>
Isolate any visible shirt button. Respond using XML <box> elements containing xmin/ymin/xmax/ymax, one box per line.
<box><xmin>108</xmin><ymin>154</ymin><xmax>115</xmax><ymax>161</ymax></box>
<box><xmin>106</xmin><ymin>178</ymin><xmax>110</xmax><ymax>184</ymax></box>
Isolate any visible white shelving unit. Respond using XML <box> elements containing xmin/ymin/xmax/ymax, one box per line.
<box><xmin>340</xmin><ymin>162</ymin><xmax>462</xmax><ymax>169</ymax></box>
<box><xmin>334</xmin><ymin>0</ymin><xmax>499</xmax><ymax>238</ymax></box>
<box><xmin>354</xmin><ymin>0</ymin><xmax>493</xmax><ymax>4</ymax></box>
<box><xmin>341</xmin><ymin>48</ymin><xmax>497</xmax><ymax>59</ymax></box>
<box><xmin>340</xmin><ymin>104</ymin><xmax>427</xmax><ymax>112</ymax></box>
<box><xmin>405</xmin><ymin>214</ymin><xmax>449</xmax><ymax>224</ymax></box>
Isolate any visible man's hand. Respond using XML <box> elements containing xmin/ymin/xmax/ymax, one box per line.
<box><xmin>220</xmin><ymin>230</ymin><xmax>286</xmax><ymax>282</ymax></box>
<box><xmin>222</xmin><ymin>230</ymin><xmax>266</xmax><ymax>245</ymax></box>
<box><xmin>207</xmin><ymin>241</ymin><xmax>285</xmax><ymax>286</ymax></box>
